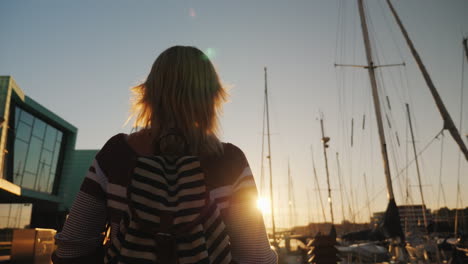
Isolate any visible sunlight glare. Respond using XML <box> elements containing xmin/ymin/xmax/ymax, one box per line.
<box><xmin>256</xmin><ymin>196</ymin><xmax>271</xmax><ymax>214</ymax></box>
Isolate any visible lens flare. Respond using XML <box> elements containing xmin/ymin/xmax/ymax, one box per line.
<box><xmin>205</xmin><ymin>48</ymin><xmax>216</xmax><ymax>59</ymax></box>
<box><xmin>189</xmin><ymin>8</ymin><xmax>196</xmax><ymax>17</ymax></box>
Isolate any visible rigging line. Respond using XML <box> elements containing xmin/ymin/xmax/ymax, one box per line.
<box><xmin>343</xmin><ymin>5</ymin><xmax>360</xmax><ymax>180</ymax></box>
<box><xmin>311</xmin><ymin>145</ymin><xmax>327</xmax><ymax>223</ymax></box>
<box><xmin>437</xmin><ymin>133</ymin><xmax>447</xmax><ymax>208</ymax></box>
<box><xmin>340</xmin><ymin>3</ymin><xmax>362</xmax><ymax>221</ymax></box>
<box><xmin>405</xmin><ymin>104</ymin><xmax>410</xmax><ymax>204</ymax></box>
<box><xmin>260</xmin><ymin>93</ymin><xmax>266</xmax><ymax>196</ymax></box>
<box><xmin>368</xmin><ymin>0</ymin><xmax>408</xmax><ymax>119</ymax></box>
<box><xmin>334</xmin><ymin>0</ymin><xmax>347</xmax><ymax>155</ymax></box>
<box><xmin>376</xmin><ymin>69</ymin><xmax>406</xmax><ymax>174</ymax></box>
<box><xmin>306</xmin><ymin>190</ymin><xmax>313</xmax><ymax>225</ymax></box>
<box><xmin>376</xmin><ymin>0</ymin><xmax>405</xmax><ymax>62</ymax></box>
<box><xmin>342</xmin><ymin>0</ymin><xmax>349</xmax><ymax>66</ymax></box>
<box><xmin>397</xmin><ymin>61</ymin><xmax>410</xmax><ymax>102</ymax></box>
<box><xmin>386</xmin><ymin>111</ymin><xmax>406</xmax><ymax>202</ymax></box>
<box><xmin>341</xmin><ymin>76</ymin><xmax>354</xmax><ymax>221</ymax></box>
<box><xmin>357</xmin><ymin>113</ymin><xmax>367</xmax><ymax>190</ymax></box>
<box><xmin>455</xmin><ymin>39</ymin><xmax>466</xmax><ymax>208</ymax></box>
<box><xmin>387</xmin><ymin>0</ymin><xmax>468</xmax><ymax>162</ymax></box>
<box><xmin>287</xmin><ymin>160</ymin><xmax>298</xmax><ymax>228</ymax></box>
<box><xmin>366</xmin><ymin>11</ymin><xmax>405</xmax><ymax>163</ymax></box>
<box><xmin>401</xmin><ymin>57</ymin><xmax>417</xmax><ymax>122</ymax></box>
<box><xmin>363</xmin><ymin>173</ymin><xmax>372</xmax><ymax>222</ymax></box>
<box><xmin>418</xmin><ymin>141</ymin><xmax>437</xmax><ymax>212</ymax></box>
<box><xmin>355</xmin><ymin>129</ymin><xmax>443</xmax><ymax>215</ymax></box>
<box><xmin>376</xmin><ymin>73</ymin><xmax>405</xmax><ymax>192</ymax></box>
<box><xmin>395</xmin><ymin>132</ymin><xmax>401</xmax><ymax>147</ymax></box>
<box><xmin>335</xmin><ymin>6</ymin><xmax>345</xmax><ymax>144</ymax></box>
<box><xmin>371</xmin><ymin>32</ymin><xmax>405</xmax><ymax>148</ymax></box>
<box><xmin>406</xmin><ymin>103</ymin><xmax>429</xmax><ymax>229</ymax></box>
<box><xmin>342</xmin><ymin>162</ymin><xmax>353</xmax><ymax>222</ymax></box>
<box><xmin>379</xmin><ymin>73</ymin><xmax>406</xmax><ymax>171</ymax></box>
<box><xmin>351</xmin><ymin>0</ymin><xmax>358</xmax><ymax>119</ymax></box>
<box><xmin>436</xmin><ymin>133</ymin><xmax>446</xmax><ymax>212</ymax></box>
<box><xmin>336</xmin><ymin>152</ymin><xmax>346</xmax><ymax>222</ymax></box>
<box><xmin>338</xmin><ymin>0</ymin><xmax>352</xmax><ymax>154</ymax></box>
<box><xmin>334</xmin><ymin>0</ymin><xmax>343</xmax><ymax>64</ymax></box>
<box><xmin>320</xmin><ymin>118</ymin><xmax>335</xmax><ymax>224</ymax></box>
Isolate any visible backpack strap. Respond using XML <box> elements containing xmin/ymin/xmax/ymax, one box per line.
<box><xmin>127</xmin><ymin>191</ymin><xmax>212</xmax><ymax>236</ymax></box>
<box><xmin>127</xmin><ymin>191</ymin><xmax>211</xmax><ymax>264</ymax></box>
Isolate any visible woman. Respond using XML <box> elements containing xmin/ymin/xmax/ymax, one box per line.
<box><xmin>52</xmin><ymin>46</ymin><xmax>277</xmax><ymax>264</ymax></box>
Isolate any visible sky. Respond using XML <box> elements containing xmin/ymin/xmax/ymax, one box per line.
<box><xmin>0</xmin><ymin>0</ymin><xmax>467</xmax><ymax>228</ymax></box>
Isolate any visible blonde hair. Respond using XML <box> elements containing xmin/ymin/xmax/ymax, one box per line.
<box><xmin>130</xmin><ymin>46</ymin><xmax>228</xmax><ymax>156</ymax></box>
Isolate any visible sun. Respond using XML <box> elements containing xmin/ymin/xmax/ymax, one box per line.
<box><xmin>256</xmin><ymin>196</ymin><xmax>271</xmax><ymax>214</ymax></box>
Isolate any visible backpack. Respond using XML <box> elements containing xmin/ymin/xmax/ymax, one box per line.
<box><xmin>105</xmin><ymin>132</ymin><xmax>234</xmax><ymax>264</ymax></box>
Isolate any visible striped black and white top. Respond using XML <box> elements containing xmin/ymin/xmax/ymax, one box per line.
<box><xmin>52</xmin><ymin>134</ymin><xmax>277</xmax><ymax>264</ymax></box>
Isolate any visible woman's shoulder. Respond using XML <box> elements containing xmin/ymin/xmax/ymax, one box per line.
<box><xmin>94</xmin><ymin>134</ymin><xmax>249</xmax><ymax>182</ymax></box>
<box><xmin>220</xmin><ymin>142</ymin><xmax>248</xmax><ymax>164</ymax></box>
<box><xmin>201</xmin><ymin>142</ymin><xmax>249</xmax><ymax>188</ymax></box>
<box><xmin>99</xmin><ymin>129</ymin><xmax>153</xmax><ymax>155</ymax></box>
<box><xmin>94</xmin><ymin>133</ymin><xmax>138</xmax><ymax>184</ymax></box>
<box><xmin>97</xmin><ymin>133</ymin><xmax>136</xmax><ymax>156</ymax></box>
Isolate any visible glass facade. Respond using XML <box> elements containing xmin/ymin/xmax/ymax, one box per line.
<box><xmin>0</xmin><ymin>203</ymin><xmax>32</xmax><ymax>229</ymax></box>
<box><xmin>12</xmin><ymin>106</ymin><xmax>63</xmax><ymax>194</ymax></box>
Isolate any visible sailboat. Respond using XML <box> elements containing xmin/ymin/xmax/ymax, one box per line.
<box><xmin>386</xmin><ymin>2</ymin><xmax>468</xmax><ymax>263</ymax></box>
<box><xmin>335</xmin><ymin>0</ymin><xmax>468</xmax><ymax>263</ymax></box>
<box><xmin>353</xmin><ymin>1</ymin><xmax>406</xmax><ymax>261</ymax></box>
<box><xmin>260</xmin><ymin>67</ymin><xmax>310</xmax><ymax>264</ymax></box>
<box><xmin>447</xmin><ymin>36</ymin><xmax>468</xmax><ymax>264</ymax></box>
<box><xmin>260</xmin><ymin>66</ymin><xmax>278</xmax><ymax>247</ymax></box>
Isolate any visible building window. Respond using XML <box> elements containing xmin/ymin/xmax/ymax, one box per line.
<box><xmin>0</xmin><ymin>204</ymin><xmax>32</xmax><ymax>229</ymax></box>
<box><xmin>12</xmin><ymin>106</ymin><xmax>63</xmax><ymax>194</ymax></box>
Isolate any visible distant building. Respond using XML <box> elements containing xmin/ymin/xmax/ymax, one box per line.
<box><xmin>432</xmin><ymin>207</ymin><xmax>468</xmax><ymax>234</ymax></box>
<box><xmin>399</xmin><ymin>204</ymin><xmax>432</xmax><ymax>232</ymax></box>
<box><xmin>371</xmin><ymin>204</ymin><xmax>432</xmax><ymax>233</ymax></box>
<box><xmin>0</xmin><ymin>76</ymin><xmax>98</xmax><ymax>230</ymax></box>
<box><xmin>292</xmin><ymin>221</ymin><xmax>371</xmax><ymax>237</ymax></box>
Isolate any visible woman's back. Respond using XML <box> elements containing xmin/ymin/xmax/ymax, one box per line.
<box><xmin>52</xmin><ymin>46</ymin><xmax>277</xmax><ymax>263</ymax></box>
<box><xmin>53</xmin><ymin>132</ymin><xmax>277</xmax><ymax>263</ymax></box>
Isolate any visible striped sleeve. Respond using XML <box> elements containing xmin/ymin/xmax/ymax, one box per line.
<box><xmin>223</xmin><ymin>149</ymin><xmax>278</xmax><ymax>264</ymax></box>
<box><xmin>52</xmin><ymin>159</ymin><xmax>108</xmax><ymax>263</ymax></box>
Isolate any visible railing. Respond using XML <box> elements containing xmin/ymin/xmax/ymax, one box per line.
<box><xmin>0</xmin><ymin>241</ymin><xmax>11</xmax><ymax>263</ymax></box>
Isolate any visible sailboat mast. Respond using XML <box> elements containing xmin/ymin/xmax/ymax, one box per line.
<box><xmin>288</xmin><ymin>161</ymin><xmax>292</xmax><ymax>227</ymax></box>
<box><xmin>363</xmin><ymin>173</ymin><xmax>372</xmax><ymax>222</ymax></box>
<box><xmin>260</xmin><ymin>94</ymin><xmax>266</xmax><ymax>197</ymax></box>
<box><xmin>311</xmin><ymin>146</ymin><xmax>328</xmax><ymax>222</ymax></box>
<box><xmin>287</xmin><ymin>160</ymin><xmax>297</xmax><ymax>228</ymax></box>
<box><xmin>336</xmin><ymin>152</ymin><xmax>346</xmax><ymax>223</ymax></box>
<box><xmin>320</xmin><ymin>118</ymin><xmax>334</xmax><ymax>224</ymax></box>
<box><xmin>264</xmin><ymin>67</ymin><xmax>277</xmax><ymax>244</ymax></box>
<box><xmin>405</xmin><ymin>103</ymin><xmax>428</xmax><ymax>230</ymax></box>
<box><xmin>463</xmin><ymin>38</ymin><xmax>468</xmax><ymax>63</ymax></box>
<box><xmin>357</xmin><ymin>0</ymin><xmax>396</xmax><ymax>201</ymax></box>
<box><xmin>306</xmin><ymin>191</ymin><xmax>312</xmax><ymax>224</ymax></box>
<box><xmin>386</xmin><ymin>0</ymin><xmax>468</xmax><ymax>162</ymax></box>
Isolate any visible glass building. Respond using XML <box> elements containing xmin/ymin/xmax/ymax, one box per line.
<box><xmin>0</xmin><ymin>76</ymin><xmax>98</xmax><ymax>230</ymax></box>
<box><xmin>12</xmin><ymin>106</ymin><xmax>64</xmax><ymax>194</ymax></box>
